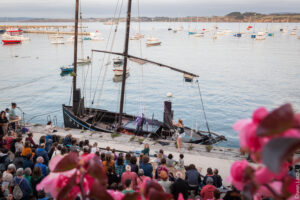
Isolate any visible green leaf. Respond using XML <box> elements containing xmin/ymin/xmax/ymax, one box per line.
<box><xmin>88</xmin><ymin>179</ymin><xmax>113</xmax><ymax>200</ymax></box>
<box><xmin>262</xmin><ymin>137</ymin><xmax>300</xmax><ymax>173</ymax></box>
<box><xmin>52</xmin><ymin>152</ymin><xmax>79</xmax><ymax>172</ymax></box>
<box><xmin>87</xmin><ymin>156</ymin><xmax>107</xmax><ymax>185</ymax></box>
<box><xmin>256</xmin><ymin>103</ymin><xmax>294</xmax><ymax>137</ymax></box>
<box><xmin>57</xmin><ymin>172</ymin><xmax>77</xmax><ymax>200</ymax></box>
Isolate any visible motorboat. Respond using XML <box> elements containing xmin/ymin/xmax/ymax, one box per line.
<box><xmin>51</xmin><ymin>38</ymin><xmax>65</xmax><ymax>44</ymax></box>
<box><xmin>2</xmin><ymin>39</ymin><xmax>21</xmax><ymax>45</ymax></box>
<box><xmin>77</xmin><ymin>57</ymin><xmax>92</xmax><ymax>65</ymax></box>
<box><xmin>113</xmin><ymin>65</ymin><xmax>129</xmax><ymax>76</ymax></box>
<box><xmin>67</xmin><ymin>36</ymin><xmax>83</xmax><ymax>43</ymax></box>
<box><xmin>90</xmin><ymin>31</ymin><xmax>104</xmax><ymax>41</ymax></box>
<box><xmin>113</xmin><ymin>57</ymin><xmax>124</xmax><ymax>65</ymax></box>
<box><xmin>146</xmin><ymin>40</ymin><xmax>161</xmax><ymax>47</ymax></box>
<box><xmin>60</xmin><ymin>66</ymin><xmax>74</xmax><ymax>73</ymax></box>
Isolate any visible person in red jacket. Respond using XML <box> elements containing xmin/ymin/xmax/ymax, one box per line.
<box><xmin>200</xmin><ymin>177</ymin><xmax>217</xmax><ymax>200</ymax></box>
<box><xmin>121</xmin><ymin>165</ymin><xmax>138</xmax><ymax>190</ymax></box>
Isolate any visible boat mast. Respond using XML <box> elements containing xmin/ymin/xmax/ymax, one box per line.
<box><xmin>118</xmin><ymin>0</ymin><xmax>132</xmax><ymax>128</ymax></box>
<box><xmin>72</xmin><ymin>0</ymin><xmax>79</xmax><ymax>109</ymax></box>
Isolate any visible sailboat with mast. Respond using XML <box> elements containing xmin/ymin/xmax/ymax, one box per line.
<box><xmin>62</xmin><ymin>0</ymin><xmax>226</xmax><ymax>145</ymax></box>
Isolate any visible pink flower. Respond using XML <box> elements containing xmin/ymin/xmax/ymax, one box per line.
<box><xmin>258</xmin><ymin>181</ymin><xmax>282</xmax><ymax>197</ymax></box>
<box><xmin>228</xmin><ymin>160</ymin><xmax>250</xmax><ymax>190</ymax></box>
<box><xmin>252</xmin><ymin>107</ymin><xmax>268</xmax><ymax>124</ymax></box>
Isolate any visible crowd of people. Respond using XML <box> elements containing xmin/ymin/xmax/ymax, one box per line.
<box><xmin>0</xmin><ymin>104</ymin><xmax>243</xmax><ymax>200</ymax></box>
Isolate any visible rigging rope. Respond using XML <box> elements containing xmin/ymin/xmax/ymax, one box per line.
<box><xmin>196</xmin><ymin>79</ymin><xmax>211</xmax><ymax>134</ymax></box>
<box><xmin>93</xmin><ymin>0</ymin><xmax>124</xmax><ymax>109</ymax></box>
<box><xmin>90</xmin><ymin>0</ymin><xmax>123</xmax><ymax>108</ymax></box>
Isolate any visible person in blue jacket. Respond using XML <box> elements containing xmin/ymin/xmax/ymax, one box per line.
<box><xmin>139</xmin><ymin>155</ymin><xmax>153</xmax><ymax>178</ymax></box>
<box><xmin>35</xmin><ymin>144</ymin><xmax>49</xmax><ymax>165</ymax></box>
<box><xmin>13</xmin><ymin>168</ymin><xmax>32</xmax><ymax>200</ymax></box>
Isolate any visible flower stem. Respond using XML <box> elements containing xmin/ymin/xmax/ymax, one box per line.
<box><xmin>80</xmin><ymin>172</ymin><xmax>86</xmax><ymax>200</ymax></box>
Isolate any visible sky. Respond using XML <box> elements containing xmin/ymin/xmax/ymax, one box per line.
<box><xmin>1</xmin><ymin>0</ymin><xmax>300</xmax><ymax>18</ymax></box>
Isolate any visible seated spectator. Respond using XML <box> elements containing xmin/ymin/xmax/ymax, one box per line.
<box><xmin>63</xmin><ymin>134</ymin><xmax>72</xmax><ymax>147</ymax></box>
<box><xmin>37</xmin><ymin>190</ymin><xmax>50</xmax><ymax>200</ymax></box>
<box><xmin>2</xmin><ymin>164</ymin><xmax>16</xmax><ymax>187</ymax></box>
<box><xmin>21</xmin><ymin>141</ymin><xmax>32</xmax><ymax>157</ymax></box>
<box><xmin>23</xmin><ymin>167</ymin><xmax>32</xmax><ymax>190</ymax></box>
<box><xmin>48</xmin><ymin>142</ymin><xmax>60</xmax><ymax>159</ymax></box>
<box><xmin>121</xmin><ymin>165</ymin><xmax>138</xmax><ymax>190</ymax></box>
<box><xmin>5</xmin><ymin>131</ymin><xmax>16</xmax><ymax>150</ymax></box>
<box><xmin>178</xmin><ymin>154</ymin><xmax>185</xmax><ymax>169</ymax></box>
<box><xmin>0</xmin><ymin>148</ymin><xmax>10</xmax><ymax>172</ymax></box>
<box><xmin>129</xmin><ymin>156</ymin><xmax>139</xmax><ymax>174</ymax></box>
<box><xmin>15</xmin><ymin>137</ymin><xmax>23</xmax><ymax>153</ymax></box>
<box><xmin>185</xmin><ymin>164</ymin><xmax>201</xmax><ymax>196</ymax></box>
<box><xmin>70</xmin><ymin>139</ymin><xmax>79</xmax><ymax>152</ymax></box>
<box><xmin>102</xmin><ymin>154</ymin><xmax>115</xmax><ymax>173</ymax></box>
<box><xmin>213</xmin><ymin>169</ymin><xmax>223</xmax><ymax>188</ymax></box>
<box><xmin>200</xmin><ymin>177</ymin><xmax>217</xmax><ymax>200</ymax></box>
<box><xmin>154</xmin><ymin>153</ymin><xmax>162</xmax><ymax>166</ymax></box>
<box><xmin>213</xmin><ymin>188</ymin><xmax>222</xmax><ymax>200</ymax></box>
<box><xmin>158</xmin><ymin>171</ymin><xmax>172</xmax><ymax>193</ymax></box>
<box><xmin>112</xmin><ymin>149</ymin><xmax>118</xmax><ymax>161</ymax></box>
<box><xmin>35</xmin><ymin>144</ymin><xmax>49</xmax><ymax>165</ymax></box>
<box><xmin>13</xmin><ymin>168</ymin><xmax>31</xmax><ymax>200</ymax></box>
<box><xmin>34</xmin><ymin>157</ymin><xmax>49</xmax><ymax>176</ymax></box>
<box><xmin>23</xmin><ymin>153</ymin><xmax>34</xmax><ymax>170</ymax></box>
<box><xmin>156</xmin><ymin>158</ymin><xmax>169</xmax><ymax>179</ymax></box>
<box><xmin>115</xmin><ymin>156</ymin><xmax>125</xmax><ymax>181</ymax></box>
<box><xmin>166</xmin><ymin>154</ymin><xmax>175</xmax><ymax>167</ymax></box>
<box><xmin>45</xmin><ymin>121</ymin><xmax>56</xmax><ymax>133</ymax></box>
<box><xmin>0</xmin><ymin>136</ymin><xmax>7</xmax><ymax>149</ymax></box>
<box><xmin>25</xmin><ymin>133</ymin><xmax>37</xmax><ymax>148</ymax></box>
<box><xmin>137</xmin><ymin>169</ymin><xmax>151</xmax><ymax>189</ymax></box>
<box><xmin>139</xmin><ymin>156</ymin><xmax>153</xmax><ymax>178</ymax></box>
<box><xmin>223</xmin><ymin>185</ymin><xmax>241</xmax><ymax>200</ymax></box>
<box><xmin>13</xmin><ymin>152</ymin><xmax>24</xmax><ymax>169</ymax></box>
<box><xmin>91</xmin><ymin>142</ymin><xmax>98</xmax><ymax>153</ymax></box>
<box><xmin>203</xmin><ymin>167</ymin><xmax>216</xmax><ymax>186</ymax></box>
<box><xmin>0</xmin><ymin>171</ymin><xmax>10</xmax><ymax>198</ymax></box>
<box><xmin>107</xmin><ymin>167</ymin><xmax>119</xmax><ymax>187</ymax></box>
<box><xmin>141</xmin><ymin>143</ymin><xmax>150</xmax><ymax>156</ymax></box>
<box><xmin>122</xmin><ymin>179</ymin><xmax>135</xmax><ymax>194</ymax></box>
<box><xmin>171</xmin><ymin>172</ymin><xmax>189</xmax><ymax>200</ymax></box>
<box><xmin>124</xmin><ymin>153</ymin><xmax>131</xmax><ymax>166</ymax></box>
<box><xmin>31</xmin><ymin>167</ymin><xmax>44</xmax><ymax>198</ymax></box>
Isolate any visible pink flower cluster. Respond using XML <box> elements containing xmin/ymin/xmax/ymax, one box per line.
<box><xmin>229</xmin><ymin>104</ymin><xmax>300</xmax><ymax>199</ymax></box>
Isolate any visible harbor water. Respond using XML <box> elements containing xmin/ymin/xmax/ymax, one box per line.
<box><xmin>1</xmin><ymin>22</ymin><xmax>300</xmax><ymax>148</ymax></box>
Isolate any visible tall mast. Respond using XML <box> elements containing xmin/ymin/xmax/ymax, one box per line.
<box><xmin>72</xmin><ymin>0</ymin><xmax>79</xmax><ymax>108</ymax></box>
<box><xmin>118</xmin><ymin>0</ymin><xmax>132</xmax><ymax>128</ymax></box>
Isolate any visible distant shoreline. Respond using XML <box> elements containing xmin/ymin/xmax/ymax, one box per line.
<box><xmin>1</xmin><ymin>12</ymin><xmax>300</xmax><ymax>23</ymax></box>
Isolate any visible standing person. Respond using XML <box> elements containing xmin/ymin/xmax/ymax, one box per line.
<box><xmin>21</xmin><ymin>141</ymin><xmax>32</xmax><ymax>157</ymax></box>
<box><xmin>0</xmin><ymin>111</ymin><xmax>9</xmax><ymax>136</ymax></box>
<box><xmin>5</xmin><ymin>108</ymin><xmax>10</xmax><ymax>120</ymax></box>
<box><xmin>136</xmin><ymin>169</ymin><xmax>151</xmax><ymax>189</ymax></box>
<box><xmin>121</xmin><ymin>165</ymin><xmax>138</xmax><ymax>190</ymax></box>
<box><xmin>0</xmin><ymin>149</ymin><xmax>10</xmax><ymax>172</ymax></box>
<box><xmin>173</xmin><ymin>119</ymin><xmax>185</xmax><ymax>152</ymax></box>
<box><xmin>25</xmin><ymin>133</ymin><xmax>37</xmax><ymax>148</ymax></box>
<box><xmin>135</xmin><ymin>113</ymin><xmax>145</xmax><ymax>136</ymax></box>
<box><xmin>23</xmin><ymin>154</ymin><xmax>34</xmax><ymax>170</ymax></box>
<box><xmin>9</xmin><ymin>103</ymin><xmax>19</xmax><ymax>130</ymax></box>
<box><xmin>158</xmin><ymin>171</ymin><xmax>172</xmax><ymax>193</ymax></box>
<box><xmin>129</xmin><ymin>156</ymin><xmax>139</xmax><ymax>174</ymax></box>
<box><xmin>115</xmin><ymin>156</ymin><xmax>126</xmax><ymax>182</ymax></box>
<box><xmin>35</xmin><ymin>144</ymin><xmax>49</xmax><ymax>165</ymax></box>
<box><xmin>34</xmin><ymin>157</ymin><xmax>49</xmax><ymax>176</ymax></box>
<box><xmin>200</xmin><ymin>177</ymin><xmax>217</xmax><ymax>200</ymax></box>
<box><xmin>102</xmin><ymin>154</ymin><xmax>115</xmax><ymax>173</ymax></box>
<box><xmin>122</xmin><ymin>179</ymin><xmax>135</xmax><ymax>194</ymax></box>
<box><xmin>13</xmin><ymin>152</ymin><xmax>24</xmax><ymax>169</ymax></box>
<box><xmin>178</xmin><ymin>154</ymin><xmax>185</xmax><ymax>170</ymax></box>
<box><xmin>15</xmin><ymin>137</ymin><xmax>23</xmax><ymax>153</ymax></box>
<box><xmin>31</xmin><ymin>167</ymin><xmax>44</xmax><ymax>198</ymax></box>
<box><xmin>23</xmin><ymin>168</ymin><xmax>32</xmax><ymax>191</ymax></box>
<box><xmin>213</xmin><ymin>169</ymin><xmax>223</xmax><ymax>188</ymax></box>
<box><xmin>13</xmin><ymin>168</ymin><xmax>32</xmax><ymax>200</ymax></box>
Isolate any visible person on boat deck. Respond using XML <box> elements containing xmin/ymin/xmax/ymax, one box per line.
<box><xmin>9</xmin><ymin>103</ymin><xmax>18</xmax><ymax>130</ymax></box>
<box><xmin>172</xmin><ymin>119</ymin><xmax>185</xmax><ymax>152</ymax></box>
<box><xmin>135</xmin><ymin>113</ymin><xmax>145</xmax><ymax>136</ymax></box>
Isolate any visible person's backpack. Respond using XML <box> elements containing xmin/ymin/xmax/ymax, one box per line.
<box><xmin>13</xmin><ymin>178</ymin><xmax>23</xmax><ymax>200</ymax></box>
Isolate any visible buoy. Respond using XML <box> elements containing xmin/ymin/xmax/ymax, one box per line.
<box><xmin>166</xmin><ymin>92</ymin><xmax>173</xmax><ymax>98</ymax></box>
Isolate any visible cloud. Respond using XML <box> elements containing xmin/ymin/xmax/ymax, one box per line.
<box><xmin>0</xmin><ymin>0</ymin><xmax>299</xmax><ymax>18</ymax></box>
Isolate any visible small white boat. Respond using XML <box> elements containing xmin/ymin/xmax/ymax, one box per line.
<box><xmin>256</xmin><ymin>32</ymin><xmax>266</xmax><ymax>40</ymax></box>
<box><xmin>67</xmin><ymin>36</ymin><xmax>83</xmax><ymax>43</ymax></box>
<box><xmin>113</xmin><ymin>57</ymin><xmax>124</xmax><ymax>65</ymax></box>
<box><xmin>90</xmin><ymin>31</ymin><xmax>104</xmax><ymax>41</ymax></box>
<box><xmin>146</xmin><ymin>41</ymin><xmax>161</xmax><ymax>47</ymax></box>
<box><xmin>194</xmin><ymin>32</ymin><xmax>204</xmax><ymax>37</ymax></box>
<box><xmin>77</xmin><ymin>57</ymin><xmax>91</xmax><ymax>65</ymax></box>
<box><xmin>290</xmin><ymin>29</ymin><xmax>297</xmax><ymax>35</ymax></box>
<box><xmin>130</xmin><ymin>33</ymin><xmax>144</xmax><ymax>40</ymax></box>
<box><xmin>146</xmin><ymin>37</ymin><xmax>158</xmax><ymax>41</ymax></box>
<box><xmin>51</xmin><ymin>38</ymin><xmax>65</xmax><ymax>44</ymax></box>
<box><xmin>49</xmin><ymin>34</ymin><xmax>64</xmax><ymax>39</ymax></box>
<box><xmin>113</xmin><ymin>66</ymin><xmax>129</xmax><ymax>76</ymax></box>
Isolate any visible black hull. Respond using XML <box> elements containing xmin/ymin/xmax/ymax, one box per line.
<box><xmin>62</xmin><ymin>105</ymin><xmax>226</xmax><ymax>145</ymax></box>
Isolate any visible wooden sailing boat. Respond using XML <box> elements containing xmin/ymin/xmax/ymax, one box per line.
<box><xmin>62</xmin><ymin>0</ymin><xmax>226</xmax><ymax>145</ymax></box>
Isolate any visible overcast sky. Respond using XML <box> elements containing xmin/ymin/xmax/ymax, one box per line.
<box><xmin>1</xmin><ymin>0</ymin><xmax>300</xmax><ymax>18</ymax></box>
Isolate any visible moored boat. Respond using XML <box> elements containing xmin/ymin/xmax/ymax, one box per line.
<box><xmin>60</xmin><ymin>66</ymin><xmax>74</xmax><ymax>73</ymax></box>
<box><xmin>2</xmin><ymin>39</ymin><xmax>21</xmax><ymax>45</ymax></box>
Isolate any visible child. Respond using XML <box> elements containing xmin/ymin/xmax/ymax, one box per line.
<box><xmin>141</xmin><ymin>143</ymin><xmax>150</xmax><ymax>156</ymax></box>
<box><xmin>91</xmin><ymin>142</ymin><xmax>98</xmax><ymax>153</ymax></box>
<box><xmin>177</xmin><ymin>154</ymin><xmax>184</xmax><ymax>170</ymax></box>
